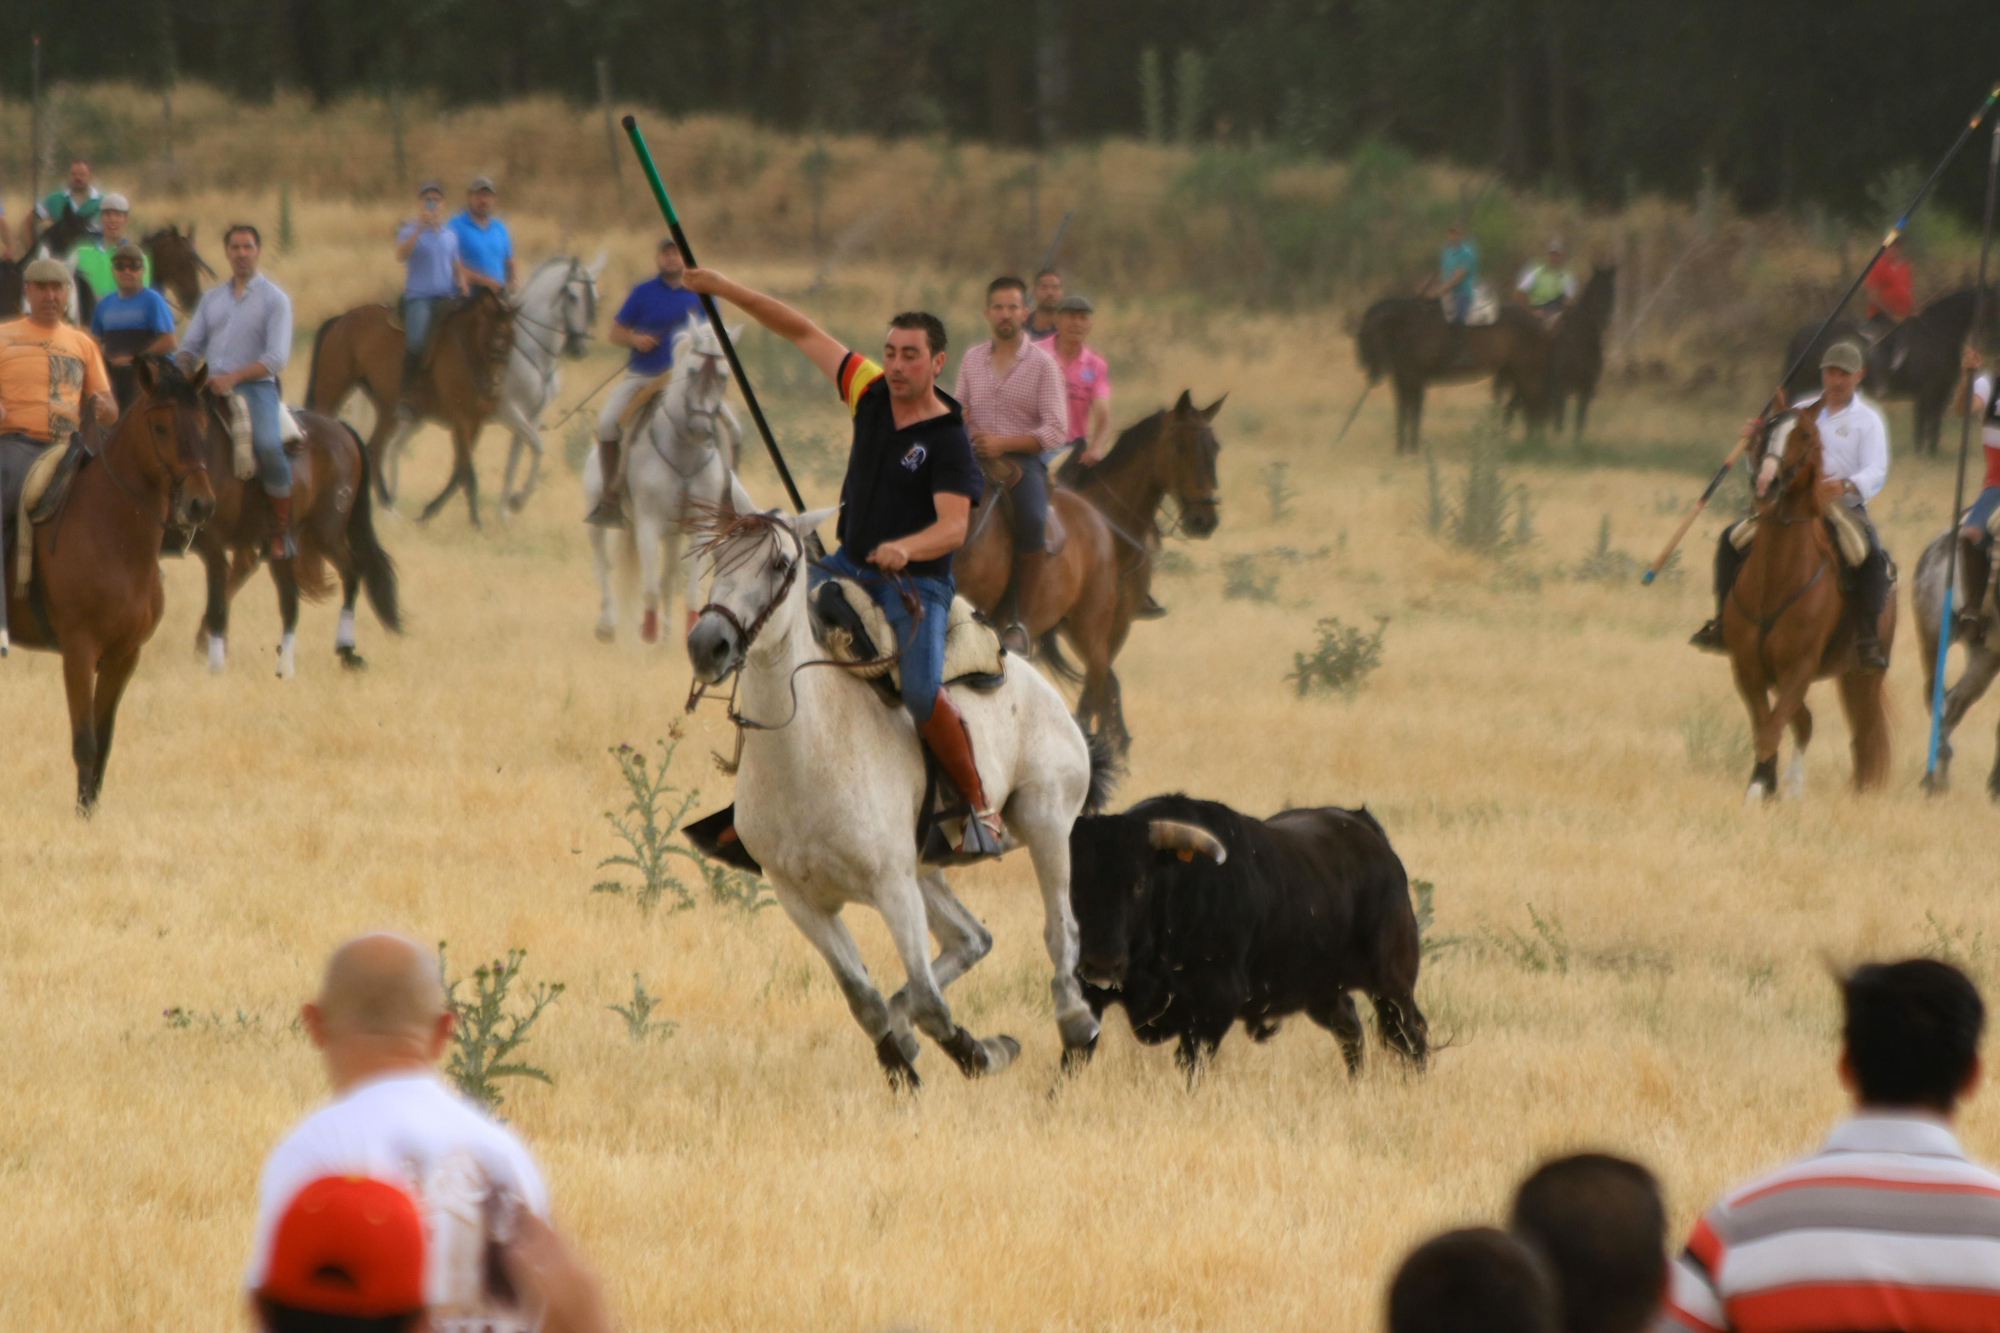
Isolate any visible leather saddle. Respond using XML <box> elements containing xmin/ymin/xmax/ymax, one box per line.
<box><xmin>976</xmin><ymin>456</ymin><xmax>1066</xmax><ymax>555</ymax></box>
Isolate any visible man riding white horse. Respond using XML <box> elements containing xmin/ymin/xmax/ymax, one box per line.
<box><xmin>1691</xmin><ymin>340</ymin><xmax>1892</xmax><ymax>670</ymax></box>
<box><xmin>683</xmin><ymin>266</ymin><xmax>1005</xmax><ymax>857</ymax></box>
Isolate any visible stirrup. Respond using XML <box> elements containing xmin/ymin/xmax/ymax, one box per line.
<box><xmin>1856</xmin><ymin>634</ymin><xmax>1889</xmax><ymax>671</ymax></box>
<box><xmin>1689</xmin><ymin>619</ymin><xmax>1726</xmax><ymax>654</ymax></box>
<box><xmin>923</xmin><ymin>807</ymin><xmax>1005</xmax><ymax>864</ymax></box>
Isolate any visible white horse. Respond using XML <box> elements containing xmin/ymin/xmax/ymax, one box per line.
<box><xmin>378</xmin><ymin>253</ymin><xmax>604</xmax><ymax>514</ymax></box>
<box><xmin>685</xmin><ymin>487</ymin><xmax>1109</xmax><ymax>1088</ymax></box>
<box><xmin>583</xmin><ymin>321</ymin><xmax>741</xmax><ymax>645</ymax></box>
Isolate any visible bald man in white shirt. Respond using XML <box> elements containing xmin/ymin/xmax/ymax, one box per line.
<box><xmin>1692</xmin><ymin>341</ymin><xmax>1892</xmax><ymax>669</ymax></box>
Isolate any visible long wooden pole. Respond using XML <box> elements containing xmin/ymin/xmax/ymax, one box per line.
<box><xmin>1925</xmin><ymin>120</ymin><xmax>2000</xmax><ymax>789</ymax></box>
<box><xmin>1645</xmin><ymin>82</ymin><xmax>2000</xmax><ymax>585</ymax></box>
<box><xmin>622</xmin><ymin>115</ymin><xmax>806</xmax><ymax>513</ymax></box>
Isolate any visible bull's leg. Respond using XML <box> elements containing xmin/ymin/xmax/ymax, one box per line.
<box><xmin>1173</xmin><ymin>1016</ymin><xmax>1232</xmax><ymax>1085</ymax></box>
<box><xmin>1308</xmin><ymin>993</ymin><xmax>1367</xmax><ymax>1075</ymax></box>
<box><xmin>877</xmin><ymin>873</ymin><xmax>1019</xmax><ymax>1080</ymax></box>
<box><xmin>772</xmin><ymin>883</ymin><xmax>920</xmax><ymax>1089</ymax></box>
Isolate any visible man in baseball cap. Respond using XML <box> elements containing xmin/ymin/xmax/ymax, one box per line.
<box><xmin>73</xmin><ymin>190</ymin><xmax>149</xmax><ymax>299</ymax></box>
<box><xmin>1692</xmin><ymin>339</ymin><xmax>1894</xmax><ymax>668</ymax></box>
<box><xmin>394</xmin><ymin>182</ymin><xmax>467</xmax><ymax>415</ymax></box>
<box><xmin>253</xmin><ymin>1175</ymin><xmax>427</xmax><ymax>1331</ymax></box>
<box><xmin>451</xmin><ymin>175</ymin><xmax>516</xmax><ymax>293</ymax></box>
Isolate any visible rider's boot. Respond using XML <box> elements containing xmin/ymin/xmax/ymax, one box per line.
<box><xmin>1002</xmin><ymin>550</ymin><xmax>1047</xmax><ymax>658</ymax></box>
<box><xmin>1691</xmin><ymin>530</ymin><xmax>1745</xmax><ymax>653</ymax></box>
<box><xmin>266</xmin><ymin>494</ymin><xmax>296</xmax><ymax>562</ymax></box>
<box><xmin>586</xmin><ymin>436</ymin><xmax>626</xmax><ymax>529</ymax></box>
<box><xmin>395</xmin><ymin>352</ymin><xmax>423</xmax><ymax>422</ymax></box>
<box><xmin>1136</xmin><ymin>591</ymin><xmax>1169</xmax><ymax>619</ymax></box>
<box><xmin>920</xmin><ymin>689</ymin><xmax>1005</xmax><ymax>858</ymax></box>
<box><xmin>1851</xmin><ymin>548</ymin><xmax>1890</xmax><ymax>671</ymax></box>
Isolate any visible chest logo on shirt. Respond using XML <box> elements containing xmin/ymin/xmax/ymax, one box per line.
<box><xmin>901</xmin><ymin>444</ymin><xmax>928</xmax><ymax>471</ymax></box>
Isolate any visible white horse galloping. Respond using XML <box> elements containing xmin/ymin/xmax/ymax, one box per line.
<box><xmin>686</xmin><ymin>489</ymin><xmax>1111</xmax><ymax>1088</ymax></box>
<box><xmin>584</xmin><ymin>321</ymin><xmax>742</xmax><ymax>644</ymax></box>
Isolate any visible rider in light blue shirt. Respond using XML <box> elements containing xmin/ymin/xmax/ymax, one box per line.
<box><xmin>1437</xmin><ymin>222</ymin><xmax>1479</xmax><ymax>324</ymax></box>
<box><xmin>395</xmin><ymin>181</ymin><xmax>465</xmax><ymax>414</ymax></box>
<box><xmin>448</xmin><ymin>176</ymin><xmax>515</xmax><ymax>292</ymax></box>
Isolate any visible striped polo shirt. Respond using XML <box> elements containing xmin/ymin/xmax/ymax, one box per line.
<box><xmin>1662</xmin><ymin>1114</ymin><xmax>2000</xmax><ymax>1333</ymax></box>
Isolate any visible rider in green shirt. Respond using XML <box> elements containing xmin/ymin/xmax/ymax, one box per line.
<box><xmin>1516</xmin><ymin>238</ymin><xmax>1577</xmax><ymax>316</ymax></box>
<box><xmin>70</xmin><ymin>192</ymin><xmax>150</xmax><ymax>301</ymax></box>
<box><xmin>36</xmin><ymin>160</ymin><xmax>103</xmax><ymax>236</ymax></box>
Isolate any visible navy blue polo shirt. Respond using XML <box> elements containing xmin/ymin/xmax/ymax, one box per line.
<box><xmin>834</xmin><ymin>352</ymin><xmax>982</xmax><ymax>580</ymax></box>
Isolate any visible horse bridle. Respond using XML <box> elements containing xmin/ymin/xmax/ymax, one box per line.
<box><xmin>692</xmin><ymin>520</ymin><xmax>805</xmax><ymax>679</ymax></box>
<box><xmin>98</xmin><ymin>393</ymin><xmax>211</xmax><ymax>530</ymax></box>
<box><xmin>510</xmin><ymin>262</ymin><xmax>596</xmax><ymax>360</ymax></box>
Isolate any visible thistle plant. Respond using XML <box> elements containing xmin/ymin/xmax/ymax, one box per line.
<box><xmin>440</xmin><ymin>944</ymin><xmax>564</xmax><ymax>1111</ymax></box>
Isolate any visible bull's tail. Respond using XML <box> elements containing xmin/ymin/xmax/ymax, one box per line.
<box><xmin>304</xmin><ymin>314</ymin><xmax>340</xmax><ymax>409</ymax></box>
<box><xmin>342</xmin><ymin>422</ymin><xmax>402</xmax><ymax>633</ymax></box>
<box><xmin>1082</xmin><ymin>727</ymin><xmax>1120</xmax><ymax>815</ymax></box>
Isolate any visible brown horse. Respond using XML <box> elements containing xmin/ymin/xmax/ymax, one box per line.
<box><xmin>1723</xmin><ymin>396</ymin><xmax>1894</xmax><ymax>802</ymax></box>
<box><xmin>180</xmin><ymin>404</ymin><xmax>400</xmax><ymax>677</ymax></box>
<box><xmin>4</xmin><ymin>358</ymin><xmax>217</xmax><ymax>813</ymax></box>
<box><xmin>1355</xmin><ymin>296</ymin><xmax>1551</xmax><ymax>453</ymax></box>
<box><xmin>955</xmin><ymin>393</ymin><xmax>1224</xmax><ymax>755</ymax></box>
<box><xmin>140</xmin><ymin>225</ymin><xmax>213</xmax><ymax>314</ymax></box>
<box><xmin>304</xmin><ymin>287</ymin><xmax>514</xmax><ymax>524</ymax></box>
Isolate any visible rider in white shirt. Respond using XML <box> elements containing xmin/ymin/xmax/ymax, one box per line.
<box><xmin>1691</xmin><ymin>340</ymin><xmax>1892</xmax><ymax>669</ymax></box>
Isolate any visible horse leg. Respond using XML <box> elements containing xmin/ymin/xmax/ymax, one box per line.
<box><xmin>875</xmin><ymin>870</ymin><xmax>1019</xmax><ymax>1080</ymax></box>
<box><xmin>195</xmin><ymin>542</ymin><xmax>229</xmax><ymax>669</ymax></box>
<box><xmin>86</xmin><ymin>648</ymin><xmax>140</xmax><ymax>810</ymax></box>
<box><xmin>1938</xmin><ymin>647</ymin><xmax>2000</xmax><ymax>795</ymax></box>
<box><xmin>1011</xmin><ymin>788</ymin><xmax>1100</xmax><ymax>1066</ymax></box>
<box><xmin>886</xmin><ymin>870</ymin><xmax>995</xmax><ymax>1052</ymax></box>
<box><xmin>771</xmin><ymin>886</ymin><xmax>921</xmax><ymax>1088</ymax></box>
<box><xmin>1784</xmin><ymin>699</ymin><xmax>1815</xmax><ymax>794</ymax></box>
<box><xmin>589</xmin><ymin>524</ymin><xmax>617</xmax><ymax>643</ymax></box>
<box><xmin>371</xmin><ymin>411</ymin><xmax>405</xmax><ymax>507</ymax></box>
<box><xmin>1104</xmin><ymin>670</ymin><xmax>1132</xmax><ymax>758</ymax></box>
<box><xmin>271</xmin><ymin>557</ymin><xmax>301</xmax><ymax>679</ymax></box>
<box><xmin>417</xmin><ymin>460</ymin><xmax>466</xmax><ymax>525</ymax></box>
<box><xmin>337</xmin><ymin>564</ymin><xmax>364</xmax><ymax>669</ymax></box>
<box><xmin>1730</xmin><ymin>657</ymin><xmax>1779</xmax><ymax>803</ymax></box>
<box><xmin>459</xmin><ymin>425</ymin><xmax>482</xmax><ymax>526</ymax></box>
<box><xmin>1755</xmin><ymin>663</ymin><xmax>1818</xmax><ymax>804</ymax></box>
<box><xmin>62</xmin><ymin>644</ymin><xmax>100</xmax><ymax>816</ymax></box>
<box><xmin>634</xmin><ymin>509</ymin><xmax>665</xmax><ymax>645</ymax></box>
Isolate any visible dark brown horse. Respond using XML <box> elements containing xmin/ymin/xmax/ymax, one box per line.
<box><xmin>955</xmin><ymin>393</ymin><xmax>1224</xmax><ymax>755</ymax></box>
<box><xmin>4</xmin><ymin>358</ymin><xmax>217</xmax><ymax>813</ymax></box>
<box><xmin>1355</xmin><ymin>297</ymin><xmax>1551</xmax><ymax>453</ymax></box>
<box><xmin>1547</xmin><ymin>265</ymin><xmax>1615</xmax><ymax>436</ymax></box>
<box><xmin>140</xmin><ymin>225</ymin><xmax>213</xmax><ymax>314</ymax></box>
<box><xmin>0</xmin><ymin>207</ymin><xmax>94</xmax><ymax>314</ymax></box>
<box><xmin>180</xmin><ymin>404</ymin><xmax>400</xmax><ymax>677</ymax></box>
<box><xmin>304</xmin><ymin>287</ymin><xmax>514</xmax><ymax>524</ymax></box>
<box><xmin>1723</xmin><ymin>395</ymin><xmax>1894</xmax><ymax>801</ymax></box>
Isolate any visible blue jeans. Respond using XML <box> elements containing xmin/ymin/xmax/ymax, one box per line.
<box><xmin>1449</xmin><ymin>288</ymin><xmax>1472</xmax><ymax>323</ymax></box>
<box><xmin>235</xmin><ymin>378</ymin><xmax>288</xmax><ymax>497</ymax></box>
<box><xmin>403</xmin><ymin>295</ymin><xmax>449</xmax><ymax>362</ymax></box>
<box><xmin>1967</xmin><ymin>486</ymin><xmax>2000</xmax><ymax>537</ymax></box>
<box><xmin>811</xmin><ymin>545</ymin><xmax>953</xmax><ymax>723</ymax></box>
<box><xmin>1009</xmin><ymin>454</ymin><xmax>1049</xmax><ymax>548</ymax></box>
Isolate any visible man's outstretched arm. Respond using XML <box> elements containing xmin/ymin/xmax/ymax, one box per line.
<box><xmin>684</xmin><ymin>268</ymin><xmax>847</xmax><ymax>385</ymax></box>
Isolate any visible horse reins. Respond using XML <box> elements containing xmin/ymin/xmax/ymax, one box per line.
<box><xmin>94</xmin><ymin>397</ymin><xmax>210</xmax><ymax>532</ymax></box>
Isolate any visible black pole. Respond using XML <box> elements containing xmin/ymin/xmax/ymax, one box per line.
<box><xmin>622</xmin><ymin>115</ymin><xmax>807</xmax><ymax>513</ymax></box>
<box><xmin>1645</xmin><ymin>81</ymin><xmax>2000</xmax><ymax>585</ymax></box>
<box><xmin>1926</xmin><ymin>120</ymin><xmax>2000</xmax><ymax>787</ymax></box>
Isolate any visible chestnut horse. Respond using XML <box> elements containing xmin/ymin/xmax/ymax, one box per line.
<box><xmin>1723</xmin><ymin>396</ymin><xmax>1894</xmax><ymax>802</ymax></box>
<box><xmin>4</xmin><ymin>358</ymin><xmax>217</xmax><ymax>813</ymax></box>
<box><xmin>140</xmin><ymin>225</ymin><xmax>213</xmax><ymax>314</ymax></box>
<box><xmin>304</xmin><ymin>287</ymin><xmax>514</xmax><ymax>524</ymax></box>
<box><xmin>954</xmin><ymin>392</ymin><xmax>1224</xmax><ymax>755</ymax></box>
<box><xmin>180</xmin><ymin>404</ymin><xmax>400</xmax><ymax>678</ymax></box>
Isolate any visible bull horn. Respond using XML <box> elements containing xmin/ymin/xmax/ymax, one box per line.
<box><xmin>1147</xmin><ymin>819</ymin><xmax>1227</xmax><ymax>863</ymax></box>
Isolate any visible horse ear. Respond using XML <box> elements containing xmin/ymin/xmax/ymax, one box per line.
<box><xmin>1768</xmin><ymin>387</ymin><xmax>1788</xmax><ymax>419</ymax></box>
<box><xmin>791</xmin><ymin>506</ymin><xmax>837</xmax><ymax>540</ymax></box>
<box><xmin>1199</xmin><ymin>393</ymin><xmax>1227</xmax><ymax>422</ymax></box>
<box><xmin>186</xmin><ymin>360</ymin><xmax>209</xmax><ymax>394</ymax></box>
<box><xmin>726</xmin><ymin>473</ymin><xmax>757</xmax><ymax>515</ymax></box>
<box><xmin>133</xmin><ymin>355</ymin><xmax>159</xmax><ymax>397</ymax></box>
<box><xmin>587</xmin><ymin>250</ymin><xmax>608</xmax><ymax>281</ymax></box>
<box><xmin>727</xmin><ymin>323</ymin><xmax>746</xmax><ymax>345</ymax></box>
<box><xmin>1173</xmin><ymin>389</ymin><xmax>1194</xmax><ymax>413</ymax></box>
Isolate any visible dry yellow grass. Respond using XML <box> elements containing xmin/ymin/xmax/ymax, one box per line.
<box><xmin>4</xmin><ymin>192</ymin><xmax>2000</xmax><ymax>1333</ymax></box>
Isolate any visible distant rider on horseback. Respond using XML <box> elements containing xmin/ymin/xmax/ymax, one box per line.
<box><xmin>1692</xmin><ymin>341</ymin><xmax>1892</xmax><ymax>669</ymax></box>
<box><xmin>393</xmin><ymin>182</ymin><xmax>466</xmax><ymax>420</ymax></box>
<box><xmin>681</xmin><ymin>265</ymin><xmax>1006</xmax><ymax>857</ymax></box>
<box><xmin>0</xmin><ymin>259</ymin><xmax>115</xmax><ymax>570</ymax></box>
<box><xmin>178</xmin><ymin>224</ymin><xmax>296</xmax><ymax>560</ymax></box>
<box><xmin>1516</xmin><ymin>237</ymin><xmax>1578</xmax><ymax>321</ymax></box>
<box><xmin>586</xmin><ymin>239</ymin><xmax>705</xmax><ymax>529</ymax></box>
<box><xmin>1949</xmin><ymin>344</ymin><xmax>2000</xmax><ymax>612</ymax></box>
<box><xmin>954</xmin><ymin>276</ymin><xmax>1068</xmax><ymax>656</ymax></box>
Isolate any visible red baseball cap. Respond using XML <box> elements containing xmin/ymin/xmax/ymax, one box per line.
<box><xmin>259</xmin><ymin>1175</ymin><xmax>426</xmax><ymax>1317</ymax></box>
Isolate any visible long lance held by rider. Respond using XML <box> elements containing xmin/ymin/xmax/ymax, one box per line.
<box><xmin>1643</xmin><ymin>82</ymin><xmax>2000</xmax><ymax>586</ymax></box>
<box><xmin>1926</xmin><ymin>120</ymin><xmax>2000</xmax><ymax>787</ymax></box>
<box><xmin>621</xmin><ymin>114</ymin><xmax>807</xmax><ymax>514</ymax></box>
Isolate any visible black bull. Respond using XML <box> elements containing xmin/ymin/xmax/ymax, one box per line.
<box><xmin>1066</xmin><ymin>794</ymin><xmax>1429</xmax><ymax>1076</ymax></box>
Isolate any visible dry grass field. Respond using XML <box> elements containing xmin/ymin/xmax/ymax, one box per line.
<box><xmin>7</xmin><ymin>181</ymin><xmax>2000</xmax><ymax>1333</ymax></box>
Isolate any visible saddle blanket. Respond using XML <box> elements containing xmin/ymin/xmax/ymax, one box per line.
<box><xmin>816</xmin><ymin>577</ymin><xmax>1004</xmax><ymax>692</ymax></box>
<box><xmin>10</xmin><ymin>435</ymin><xmax>85</xmax><ymax>594</ymax></box>
<box><xmin>1728</xmin><ymin>505</ymin><xmax>1870</xmax><ymax>567</ymax></box>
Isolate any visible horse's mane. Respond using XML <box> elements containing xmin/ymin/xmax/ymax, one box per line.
<box><xmin>684</xmin><ymin>499</ymin><xmax>787</xmax><ymax>572</ymax></box>
<box><xmin>1059</xmin><ymin>408</ymin><xmax>1168</xmax><ymax>487</ymax></box>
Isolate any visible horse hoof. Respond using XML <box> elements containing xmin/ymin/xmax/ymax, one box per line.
<box><xmin>981</xmin><ymin>1034</ymin><xmax>1022</xmax><ymax>1075</ymax></box>
<box><xmin>594</xmin><ymin>624</ymin><xmax>616</xmax><ymax>645</ymax></box>
<box><xmin>508</xmin><ymin>492</ymin><xmax>529</xmax><ymax>514</ymax></box>
<box><xmin>337</xmin><ymin>647</ymin><xmax>367</xmax><ymax>671</ymax></box>
<box><xmin>1782</xmin><ymin>759</ymin><xmax>1806</xmax><ymax>801</ymax></box>
<box><xmin>875</xmin><ymin>1032</ymin><xmax>922</xmax><ymax>1093</ymax></box>
<box><xmin>1744</xmin><ymin>782</ymin><xmax>1767</xmax><ymax>807</ymax></box>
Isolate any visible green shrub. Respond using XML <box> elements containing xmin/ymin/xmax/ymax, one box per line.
<box><xmin>1287</xmin><ymin>615</ymin><xmax>1388</xmax><ymax>699</ymax></box>
<box><xmin>1222</xmin><ymin>554</ymin><xmax>1279</xmax><ymax>602</ymax></box>
<box><xmin>439</xmin><ymin>945</ymin><xmax>564</xmax><ymax>1111</ymax></box>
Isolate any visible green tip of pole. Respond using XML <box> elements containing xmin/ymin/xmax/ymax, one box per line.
<box><xmin>621</xmin><ymin>114</ymin><xmax>637</xmax><ymax>131</ymax></box>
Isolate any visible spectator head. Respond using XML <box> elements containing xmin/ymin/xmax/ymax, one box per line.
<box><xmin>1840</xmin><ymin>958</ymin><xmax>1985</xmax><ymax>1114</ymax></box>
<box><xmin>655</xmin><ymin>239</ymin><xmax>685</xmax><ymax>281</ymax></box>
<box><xmin>1034</xmin><ymin>268</ymin><xmax>1064</xmax><ymax>311</ymax></box>
<box><xmin>100</xmin><ymin>192</ymin><xmax>130</xmax><ymax>240</ymax></box>
<box><xmin>883</xmin><ymin>311</ymin><xmax>948</xmax><ymax>398</ymax></box>
<box><xmin>224</xmin><ymin>224</ymin><xmax>263</xmax><ymax>278</ymax></box>
<box><xmin>1510</xmin><ymin>1154</ymin><xmax>1668</xmax><ymax>1333</ymax></box>
<box><xmin>1055</xmin><ymin>293</ymin><xmax>1094</xmax><ymax>341</ymax></box>
<box><xmin>416</xmin><ymin>181</ymin><xmax>443</xmax><ymax>205</ymax></box>
<box><xmin>22</xmin><ymin>258</ymin><xmax>70</xmax><ymax>324</ymax></box>
<box><xmin>254</xmin><ymin>1175</ymin><xmax>425</xmax><ymax>1333</ymax></box>
<box><xmin>467</xmin><ymin>176</ymin><xmax>497</xmax><ymax>217</ymax></box>
<box><xmin>111</xmin><ymin>242</ymin><xmax>147</xmax><ymax>295</ymax></box>
<box><xmin>1389</xmin><ymin>1228</ymin><xmax>1559</xmax><ymax>1333</ymax></box>
<box><xmin>1447</xmin><ymin>220</ymin><xmax>1465</xmax><ymax>241</ymax></box>
<box><xmin>1546</xmin><ymin>236</ymin><xmax>1566</xmax><ymax>258</ymax></box>
<box><xmin>984</xmin><ymin>276</ymin><xmax>1027</xmax><ymax>339</ymax></box>
<box><xmin>68</xmin><ymin>159</ymin><xmax>91</xmax><ymax>191</ymax></box>
<box><xmin>302</xmin><ymin>933</ymin><xmax>452</xmax><ymax>1092</ymax></box>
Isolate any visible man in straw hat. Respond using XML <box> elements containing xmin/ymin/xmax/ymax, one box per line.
<box><xmin>1691</xmin><ymin>339</ymin><xmax>1892</xmax><ymax>669</ymax></box>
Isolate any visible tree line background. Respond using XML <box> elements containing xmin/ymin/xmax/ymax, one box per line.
<box><xmin>10</xmin><ymin>0</ymin><xmax>1996</xmax><ymax>223</ymax></box>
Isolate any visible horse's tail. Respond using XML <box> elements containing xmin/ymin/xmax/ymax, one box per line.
<box><xmin>1038</xmin><ymin>628</ymin><xmax>1084</xmax><ymax>684</ymax></box>
<box><xmin>1356</xmin><ymin>304</ymin><xmax>1389</xmax><ymax>383</ymax></box>
<box><xmin>304</xmin><ymin>314</ymin><xmax>340</xmax><ymax>410</ymax></box>
<box><xmin>1842</xmin><ymin>667</ymin><xmax>1894</xmax><ymax>792</ymax></box>
<box><xmin>1082</xmin><ymin>726</ymin><xmax>1120</xmax><ymax>815</ymax></box>
<box><xmin>342</xmin><ymin>421</ymin><xmax>402</xmax><ymax>632</ymax></box>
